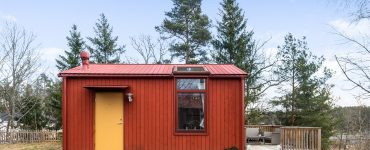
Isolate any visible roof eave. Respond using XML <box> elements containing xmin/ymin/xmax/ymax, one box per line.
<box><xmin>58</xmin><ymin>73</ymin><xmax>247</xmax><ymax>78</ymax></box>
<box><xmin>209</xmin><ymin>74</ymin><xmax>247</xmax><ymax>78</ymax></box>
<box><xmin>58</xmin><ymin>73</ymin><xmax>173</xmax><ymax>78</ymax></box>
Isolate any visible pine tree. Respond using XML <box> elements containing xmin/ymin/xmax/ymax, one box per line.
<box><xmin>213</xmin><ymin>0</ymin><xmax>276</xmax><ymax>125</ymax></box>
<box><xmin>18</xmin><ymin>85</ymin><xmax>46</xmax><ymax>130</ymax></box>
<box><xmin>56</xmin><ymin>24</ymin><xmax>85</xmax><ymax>71</ymax></box>
<box><xmin>156</xmin><ymin>0</ymin><xmax>211</xmax><ymax>64</ymax></box>
<box><xmin>87</xmin><ymin>13</ymin><xmax>125</xmax><ymax>64</ymax></box>
<box><xmin>272</xmin><ymin>33</ymin><xmax>336</xmax><ymax>149</ymax></box>
<box><xmin>273</xmin><ymin>33</ymin><xmax>303</xmax><ymax>126</ymax></box>
<box><xmin>212</xmin><ymin>0</ymin><xmax>253</xmax><ymax>67</ymax></box>
<box><xmin>45</xmin><ymin>78</ymin><xmax>62</xmax><ymax>130</ymax></box>
<box><xmin>54</xmin><ymin>24</ymin><xmax>84</xmax><ymax>130</ymax></box>
<box><xmin>18</xmin><ymin>74</ymin><xmax>51</xmax><ymax>130</ymax></box>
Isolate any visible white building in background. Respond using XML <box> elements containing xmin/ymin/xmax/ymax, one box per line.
<box><xmin>0</xmin><ymin>113</ymin><xmax>9</xmax><ymax>131</ymax></box>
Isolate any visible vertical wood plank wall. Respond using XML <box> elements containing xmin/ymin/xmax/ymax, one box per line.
<box><xmin>64</xmin><ymin>77</ymin><xmax>244</xmax><ymax>150</ymax></box>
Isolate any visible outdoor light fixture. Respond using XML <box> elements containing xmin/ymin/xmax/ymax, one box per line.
<box><xmin>127</xmin><ymin>92</ymin><xmax>133</xmax><ymax>102</ymax></box>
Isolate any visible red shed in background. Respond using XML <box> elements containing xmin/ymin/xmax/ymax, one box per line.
<box><xmin>59</xmin><ymin>52</ymin><xmax>247</xmax><ymax>150</ymax></box>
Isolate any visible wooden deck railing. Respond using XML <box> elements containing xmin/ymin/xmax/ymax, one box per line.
<box><xmin>0</xmin><ymin>130</ymin><xmax>61</xmax><ymax>143</ymax></box>
<box><xmin>245</xmin><ymin>125</ymin><xmax>282</xmax><ymax>132</ymax></box>
<box><xmin>280</xmin><ymin>127</ymin><xmax>321</xmax><ymax>150</ymax></box>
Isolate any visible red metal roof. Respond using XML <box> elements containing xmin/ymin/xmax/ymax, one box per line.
<box><xmin>58</xmin><ymin>64</ymin><xmax>247</xmax><ymax>77</ymax></box>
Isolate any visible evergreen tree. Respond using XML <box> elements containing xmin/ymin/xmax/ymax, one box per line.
<box><xmin>45</xmin><ymin>79</ymin><xmax>62</xmax><ymax>130</ymax></box>
<box><xmin>212</xmin><ymin>0</ymin><xmax>253</xmax><ymax>67</ymax></box>
<box><xmin>87</xmin><ymin>13</ymin><xmax>125</xmax><ymax>64</ymax></box>
<box><xmin>272</xmin><ymin>33</ymin><xmax>336</xmax><ymax>149</ymax></box>
<box><xmin>212</xmin><ymin>0</ymin><xmax>257</xmax><ymax>103</ymax></box>
<box><xmin>53</xmin><ymin>24</ymin><xmax>83</xmax><ymax>130</ymax></box>
<box><xmin>18</xmin><ymin>74</ymin><xmax>63</xmax><ymax>130</ymax></box>
<box><xmin>213</xmin><ymin>0</ymin><xmax>276</xmax><ymax>125</ymax></box>
<box><xmin>18</xmin><ymin>74</ymin><xmax>51</xmax><ymax>130</ymax></box>
<box><xmin>18</xmin><ymin>85</ymin><xmax>46</xmax><ymax>130</ymax></box>
<box><xmin>156</xmin><ymin>0</ymin><xmax>211</xmax><ymax>64</ymax></box>
<box><xmin>273</xmin><ymin>33</ymin><xmax>303</xmax><ymax>126</ymax></box>
<box><xmin>56</xmin><ymin>24</ymin><xmax>85</xmax><ymax>71</ymax></box>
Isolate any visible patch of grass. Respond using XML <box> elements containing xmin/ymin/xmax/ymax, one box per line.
<box><xmin>0</xmin><ymin>142</ymin><xmax>61</xmax><ymax>150</ymax></box>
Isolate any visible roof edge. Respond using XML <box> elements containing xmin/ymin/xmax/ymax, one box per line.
<box><xmin>58</xmin><ymin>73</ymin><xmax>247</xmax><ymax>78</ymax></box>
<box><xmin>58</xmin><ymin>73</ymin><xmax>173</xmax><ymax>77</ymax></box>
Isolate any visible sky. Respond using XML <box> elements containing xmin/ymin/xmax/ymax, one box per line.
<box><xmin>0</xmin><ymin>0</ymin><xmax>369</xmax><ymax>106</ymax></box>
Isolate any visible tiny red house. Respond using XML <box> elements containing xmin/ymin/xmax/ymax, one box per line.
<box><xmin>59</xmin><ymin>52</ymin><xmax>247</xmax><ymax>150</ymax></box>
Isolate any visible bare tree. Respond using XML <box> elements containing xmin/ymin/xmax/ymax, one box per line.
<box><xmin>330</xmin><ymin>2</ymin><xmax>370</xmax><ymax>148</ymax></box>
<box><xmin>333</xmin><ymin>26</ymin><xmax>370</xmax><ymax>98</ymax></box>
<box><xmin>334</xmin><ymin>96</ymin><xmax>370</xmax><ymax>150</ymax></box>
<box><xmin>130</xmin><ymin>35</ymin><xmax>153</xmax><ymax>64</ymax></box>
<box><xmin>329</xmin><ymin>0</ymin><xmax>370</xmax><ymax>21</ymax></box>
<box><xmin>331</xmin><ymin>0</ymin><xmax>370</xmax><ymax>99</ymax></box>
<box><xmin>245</xmin><ymin>39</ymin><xmax>280</xmax><ymax>108</ymax></box>
<box><xmin>350</xmin><ymin>0</ymin><xmax>370</xmax><ymax>21</ymax></box>
<box><xmin>152</xmin><ymin>37</ymin><xmax>169</xmax><ymax>64</ymax></box>
<box><xmin>130</xmin><ymin>35</ymin><xmax>171</xmax><ymax>64</ymax></box>
<box><xmin>0</xmin><ymin>22</ymin><xmax>39</xmax><ymax>135</ymax></box>
<box><xmin>243</xmin><ymin>39</ymin><xmax>282</xmax><ymax>125</ymax></box>
<box><xmin>335</xmin><ymin>54</ymin><xmax>370</xmax><ymax>98</ymax></box>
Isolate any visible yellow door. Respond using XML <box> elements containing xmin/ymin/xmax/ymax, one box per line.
<box><xmin>95</xmin><ymin>92</ymin><xmax>124</xmax><ymax>150</ymax></box>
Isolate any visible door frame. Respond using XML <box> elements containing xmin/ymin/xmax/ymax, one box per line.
<box><xmin>84</xmin><ymin>85</ymin><xmax>129</xmax><ymax>150</ymax></box>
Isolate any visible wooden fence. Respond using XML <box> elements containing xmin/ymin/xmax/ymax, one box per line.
<box><xmin>0</xmin><ymin>130</ymin><xmax>61</xmax><ymax>143</ymax></box>
<box><xmin>280</xmin><ymin>127</ymin><xmax>321</xmax><ymax>150</ymax></box>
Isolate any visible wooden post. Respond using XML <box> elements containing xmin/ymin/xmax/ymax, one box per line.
<box><xmin>280</xmin><ymin>128</ymin><xmax>284</xmax><ymax>149</ymax></box>
<box><xmin>318</xmin><ymin>128</ymin><xmax>321</xmax><ymax>150</ymax></box>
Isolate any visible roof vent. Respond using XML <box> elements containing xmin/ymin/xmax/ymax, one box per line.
<box><xmin>80</xmin><ymin>50</ymin><xmax>90</xmax><ymax>69</ymax></box>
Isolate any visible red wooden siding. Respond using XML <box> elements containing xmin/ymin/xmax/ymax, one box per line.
<box><xmin>63</xmin><ymin>77</ymin><xmax>244</xmax><ymax>150</ymax></box>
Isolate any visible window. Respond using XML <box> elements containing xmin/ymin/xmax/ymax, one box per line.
<box><xmin>176</xmin><ymin>79</ymin><xmax>206</xmax><ymax>133</ymax></box>
<box><xmin>177</xmin><ymin>79</ymin><xmax>205</xmax><ymax>90</ymax></box>
<box><xmin>173</xmin><ymin>66</ymin><xmax>210</xmax><ymax>75</ymax></box>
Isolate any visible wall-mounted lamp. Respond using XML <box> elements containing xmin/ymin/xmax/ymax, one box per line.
<box><xmin>126</xmin><ymin>93</ymin><xmax>133</xmax><ymax>102</ymax></box>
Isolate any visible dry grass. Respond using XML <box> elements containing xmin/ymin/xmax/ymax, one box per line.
<box><xmin>0</xmin><ymin>142</ymin><xmax>62</xmax><ymax>150</ymax></box>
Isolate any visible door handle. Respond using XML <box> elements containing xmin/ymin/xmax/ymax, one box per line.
<box><xmin>117</xmin><ymin>118</ymin><xmax>123</xmax><ymax>125</ymax></box>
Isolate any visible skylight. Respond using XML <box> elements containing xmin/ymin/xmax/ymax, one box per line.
<box><xmin>173</xmin><ymin>66</ymin><xmax>210</xmax><ymax>75</ymax></box>
<box><xmin>177</xmin><ymin>67</ymin><xmax>205</xmax><ymax>72</ymax></box>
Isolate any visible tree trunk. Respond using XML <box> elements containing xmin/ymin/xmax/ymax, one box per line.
<box><xmin>185</xmin><ymin>13</ymin><xmax>190</xmax><ymax>64</ymax></box>
<box><xmin>291</xmin><ymin>77</ymin><xmax>295</xmax><ymax>126</ymax></box>
<box><xmin>5</xmin><ymin>117</ymin><xmax>10</xmax><ymax>142</ymax></box>
<box><xmin>245</xmin><ymin>80</ymin><xmax>250</xmax><ymax>125</ymax></box>
<box><xmin>291</xmin><ymin>51</ymin><xmax>296</xmax><ymax>126</ymax></box>
<box><xmin>339</xmin><ymin>132</ymin><xmax>343</xmax><ymax>150</ymax></box>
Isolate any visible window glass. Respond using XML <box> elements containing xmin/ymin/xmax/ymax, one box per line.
<box><xmin>177</xmin><ymin>67</ymin><xmax>205</xmax><ymax>72</ymax></box>
<box><xmin>177</xmin><ymin>79</ymin><xmax>205</xmax><ymax>90</ymax></box>
<box><xmin>177</xmin><ymin>93</ymin><xmax>205</xmax><ymax>131</ymax></box>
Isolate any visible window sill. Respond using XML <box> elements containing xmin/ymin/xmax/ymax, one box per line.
<box><xmin>174</xmin><ymin>131</ymin><xmax>208</xmax><ymax>136</ymax></box>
